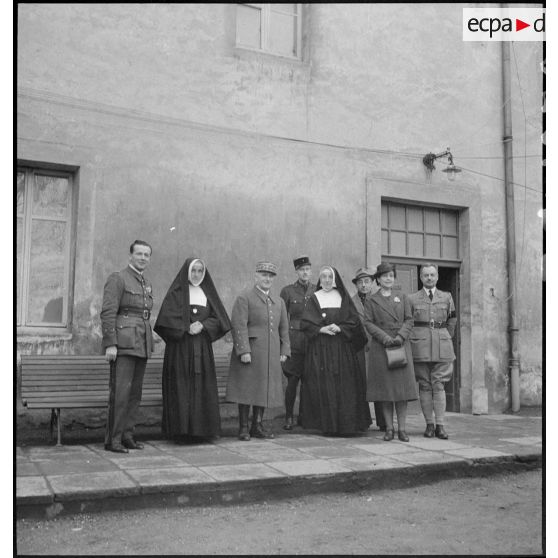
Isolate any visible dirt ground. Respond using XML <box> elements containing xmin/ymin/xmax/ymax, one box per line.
<box><xmin>16</xmin><ymin>468</ymin><xmax>543</xmax><ymax>555</ymax></box>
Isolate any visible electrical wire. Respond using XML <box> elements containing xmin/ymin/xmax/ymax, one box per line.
<box><xmin>457</xmin><ymin>165</ymin><xmax>542</xmax><ymax>195</ymax></box>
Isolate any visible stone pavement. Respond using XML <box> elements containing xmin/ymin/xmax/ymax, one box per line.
<box><xmin>16</xmin><ymin>411</ymin><xmax>542</xmax><ymax>519</ymax></box>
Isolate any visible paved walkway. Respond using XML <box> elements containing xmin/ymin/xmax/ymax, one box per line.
<box><xmin>16</xmin><ymin>411</ymin><xmax>542</xmax><ymax>519</ymax></box>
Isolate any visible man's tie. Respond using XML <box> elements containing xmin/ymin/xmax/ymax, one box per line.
<box><xmin>428</xmin><ymin>289</ymin><xmax>433</xmax><ymax>301</ymax></box>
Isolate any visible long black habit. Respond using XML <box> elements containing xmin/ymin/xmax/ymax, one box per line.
<box><xmin>154</xmin><ymin>257</ymin><xmax>231</xmax><ymax>439</ymax></box>
<box><xmin>300</xmin><ymin>267</ymin><xmax>371</xmax><ymax>434</ymax></box>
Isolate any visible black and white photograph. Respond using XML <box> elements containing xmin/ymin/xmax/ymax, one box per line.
<box><xmin>15</xmin><ymin>2</ymin><xmax>546</xmax><ymax>555</ymax></box>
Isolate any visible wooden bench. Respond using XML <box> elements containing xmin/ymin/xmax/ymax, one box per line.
<box><xmin>20</xmin><ymin>353</ymin><xmax>231</xmax><ymax>445</ymax></box>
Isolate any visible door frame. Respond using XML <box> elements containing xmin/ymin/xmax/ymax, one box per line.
<box><xmin>366</xmin><ymin>175</ymin><xmax>488</xmax><ymax>414</ymax></box>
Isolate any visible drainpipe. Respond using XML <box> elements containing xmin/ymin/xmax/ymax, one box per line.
<box><xmin>501</xmin><ymin>40</ymin><xmax>520</xmax><ymax>412</ymax></box>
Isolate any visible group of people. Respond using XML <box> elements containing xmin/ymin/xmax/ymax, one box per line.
<box><xmin>100</xmin><ymin>240</ymin><xmax>456</xmax><ymax>454</ymax></box>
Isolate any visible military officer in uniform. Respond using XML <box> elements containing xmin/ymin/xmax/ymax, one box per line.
<box><xmin>408</xmin><ymin>263</ymin><xmax>457</xmax><ymax>439</ymax></box>
<box><xmin>101</xmin><ymin>240</ymin><xmax>154</xmax><ymax>453</ymax></box>
<box><xmin>351</xmin><ymin>266</ymin><xmax>386</xmax><ymax>432</ymax></box>
<box><xmin>279</xmin><ymin>255</ymin><xmax>316</xmax><ymax>430</ymax></box>
<box><xmin>226</xmin><ymin>261</ymin><xmax>291</xmax><ymax>441</ymax></box>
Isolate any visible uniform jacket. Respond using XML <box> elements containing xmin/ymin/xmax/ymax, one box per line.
<box><xmin>226</xmin><ymin>286</ymin><xmax>291</xmax><ymax>407</ymax></box>
<box><xmin>100</xmin><ymin>266</ymin><xmax>154</xmax><ymax>358</ymax></box>
<box><xmin>280</xmin><ymin>280</ymin><xmax>316</xmax><ymax>353</ymax></box>
<box><xmin>408</xmin><ymin>288</ymin><xmax>457</xmax><ymax>362</ymax></box>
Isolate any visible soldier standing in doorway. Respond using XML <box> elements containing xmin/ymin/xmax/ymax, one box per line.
<box><xmin>279</xmin><ymin>255</ymin><xmax>316</xmax><ymax>430</ymax></box>
<box><xmin>408</xmin><ymin>263</ymin><xmax>457</xmax><ymax>439</ymax></box>
<box><xmin>101</xmin><ymin>240</ymin><xmax>154</xmax><ymax>453</ymax></box>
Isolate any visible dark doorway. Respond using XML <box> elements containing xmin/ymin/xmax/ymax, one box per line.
<box><xmin>435</xmin><ymin>266</ymin><xmax>460</xmax><ymax>412</ymax></box>
<box><xmin>392</xmin><ymin>263</ymin><xmax>460</xmax><ymax>412</ymax></box>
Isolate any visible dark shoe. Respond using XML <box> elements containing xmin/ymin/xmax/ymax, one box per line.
<box><xmin>283</xmin><ymin>417</ymin><xmax>294</xmax><ymax>431</ymax></box>
<box><xmin>383</xmin><ymin>428</ymin><xmax>394</xmax><ymax>441</ymax></box>
<box><xmin>122</xmin><ymin>439</ymin><xmax>144</xmax><ymax>450</ymax></box>
<box><xmin>250</xmin><ymin>406</ymin><xmax>274</xmax><ymax>439</ymax></box>
<box><xmin>435</xmin><ymin>425</ymin><xmax>449</xmax><ymax>439</ymax></box>
<box><xmin>238</xmin><ymin>404</ymin><xmax>251</xmax><ymax>441</ymax></box>
<box><xmin>250</xmin><ymin>423</ymin><xmax>275</xmax><ymax>439</ymax></box>
<box><xmin>105</xmin><ymin>444</ymin><xmax>129</xmax><ymax>454</ymax></box>
<box><xmin>238</xmin><ymin>427</ymin><xmax>251</xmax><ymax>441</ymax></box>
<box><xmin>424</xmin><ymin>424</ymin><xmax>436</xmax><ymax>438</ymax></box>
<box><xmin>397</xmin><ymin>430</ymin><xmax>409</xmax><ymax>442</ymax></box>
<box><xmin>296</xmin><ymin>416</ymin><xmax>303</xmax><ymax>427</ymax></box>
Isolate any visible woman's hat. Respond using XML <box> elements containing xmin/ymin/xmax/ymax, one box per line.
<box><xmin>255</xmin><ymin>261</ymin><xmax>278</xmax><ymax>275</ymax></box>
<box><xmin>374</xmin><ymin>262</ymin><xmax>396</xmax><ymax>278</ymax></box>
<box><xmin>351</xmin><ymin>266</ymin><xmax>376</xmax><ymax>284</ymax></box>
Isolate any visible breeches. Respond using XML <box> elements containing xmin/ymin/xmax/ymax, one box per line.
<box><xmin>415</xmin><ymin>361</ymin><xmax>453</xmax><ymax>392</ymax></box>
<box><xmin>105</xmin><ymin>355</ymin><xmax>146</xmax><ymax>446</ymax></box>
<box><xmin>282</xmin><ymin>351</ymin><xmax>305</xmax><ymax>378</ymax></box>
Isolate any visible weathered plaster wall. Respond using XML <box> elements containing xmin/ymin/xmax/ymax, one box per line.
<box><xmin>17</xmin><ymin>3</ymin><xmax>543</xmax><ymax>413</ymax></box>
<box><xmin>509</xmin><ymin>41</ymin><xmax>544</xmax><ymax>407</ymax></box>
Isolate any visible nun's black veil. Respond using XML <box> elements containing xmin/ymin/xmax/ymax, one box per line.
<box><xmin>154</xmin><ymin>257</ymin><xmax>231</xmax><ymax>343</ymax></box>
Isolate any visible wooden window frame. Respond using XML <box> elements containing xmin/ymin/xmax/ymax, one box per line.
<box><xmin>381</xmin><ymin>202</ymin><xmax>460</xmax><ymax>263</ymax></box>
<box><xmin>17</xmin><ymin>165</ymin><xmax>77</xmax><ymax>330</ymax></box>
<box><xmin>236</xmin><ymin>3</ymin><xmax>302</xmax><ymax>60</ymax></box>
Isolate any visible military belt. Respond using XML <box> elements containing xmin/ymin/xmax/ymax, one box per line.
<box><xmin>118</xmin><ymin>309</ymin><xmax>151</xmax><ymax>319</ymax></box>
<box><xmin>414</xmin><ymin>320</ymin><xmax>447</xmax><ymax>329</ymax></box>
<box><xmin>290</xmin><ymin>319</ymin><xmax>302</xmax><ymax>329</ymax></box>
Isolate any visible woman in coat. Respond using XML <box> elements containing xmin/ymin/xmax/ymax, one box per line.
<box><xmin>300</xmin><ymin>266</ymin><xmax>371</xmax><ymax>435</ymax></box>
<box><xmin>154</xmin><ymin>257</ymin><xmax>231</xmax><ymax>442</ymax></box>
<box><xmin>225</xmin><ymin>261</ymin><xmax>291</xmax><ymax>441</ymax></box>
<box><xmin>364</xmin><ymin>262</ymin><xmax>417</xmax><ymax>442</ymax></box>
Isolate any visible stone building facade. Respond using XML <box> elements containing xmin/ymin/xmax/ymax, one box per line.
<box><xmin>17</xmin><ymin>4</ymin><xmax>543</xmax><ymax>424</ymax></box>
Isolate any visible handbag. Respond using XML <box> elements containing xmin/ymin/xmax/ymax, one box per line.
<box><xmin>385</xmin><ymin>345</ymin><xmax>408</xmax><ymax>369</ymax></box>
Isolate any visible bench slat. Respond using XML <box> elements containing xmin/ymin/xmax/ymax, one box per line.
<box><xmin>24</xmin><ymin>390</ymin><xmax>161</xmax><ymax>398</ymax></box>
<box><xmin>21</xmin><ymin>358</ymin><xmax>165</xmax><ymax>362</ymax></box>
<box><xmin>22</xmin><ymin>378</ymin><xmax>161</xmax><ymax>385</ymax></box>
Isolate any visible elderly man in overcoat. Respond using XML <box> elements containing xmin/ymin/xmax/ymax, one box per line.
<box><xmin>101</xmin><ymin>240</ymin><xmax>154</xmax><ymax>453</ymax></box>
<box><xmin>351</xmin><ymin>266</ymin><xmax>386</xmax><ymax>432</ymax></box>
<box><xmin>408</xmin><ymin>263</ymin><xmax>457</xmax><ymax>439</ymax></box>
<box><xmin>226</xmin><ymin>261</ymin><xmax>291</xmax><ymax>441</ymax></box>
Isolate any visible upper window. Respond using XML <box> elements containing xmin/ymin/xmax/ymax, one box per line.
<box><xmin>381</xmin><ymin>202</ymin><xmax>460</xmax><ymax>261</ymax></box>
<box><xmin>236</xmin><ymin>3</ymin><xmax>302</xmax><ymax>59</ymax></box>
<box><xmin>17</xmin><ymin>165</ymin><xmax>76</xmax><ymax>328</ymax></box>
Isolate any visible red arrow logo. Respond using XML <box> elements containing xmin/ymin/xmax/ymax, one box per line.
<box><xmin>516</xmin><ymin>19</ymin><xmax>530</xmax><ymax>31</ymax></box>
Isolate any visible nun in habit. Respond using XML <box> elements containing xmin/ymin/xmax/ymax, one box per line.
<box><xmin>154</xmin><ymin>258</ymin><xmax>231</xmax><ymax>442</ymax></box>
<box><xmin>300</xmin><ymin>266</ymin><xmax>372</xmax><ymax>435</ymax></box>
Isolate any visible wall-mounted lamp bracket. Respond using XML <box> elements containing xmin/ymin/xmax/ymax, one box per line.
<box><xmin>423</xmin><ymin>147</ymin><xmax>462</xmax><ymax>180</ymax></box>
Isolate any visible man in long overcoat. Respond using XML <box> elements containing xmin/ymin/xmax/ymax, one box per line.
<box><xmin>408</xmin><ymin>263</ymin><xmax>457</xmax><ymax>439</ymax></box>
<box><xmin>101</xmin><ymin>240</ymin><xmax>154</xmax><ymax>453</ymax></box>
<box><xmin>351</xmin><ymin>266</ymin><xmax>386</xmax><ymax>432</ymax></box>
<box><xmin>226</xmin><ymin>261</ymin><xmax>291</xmax><ymax>440</ymax></box>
